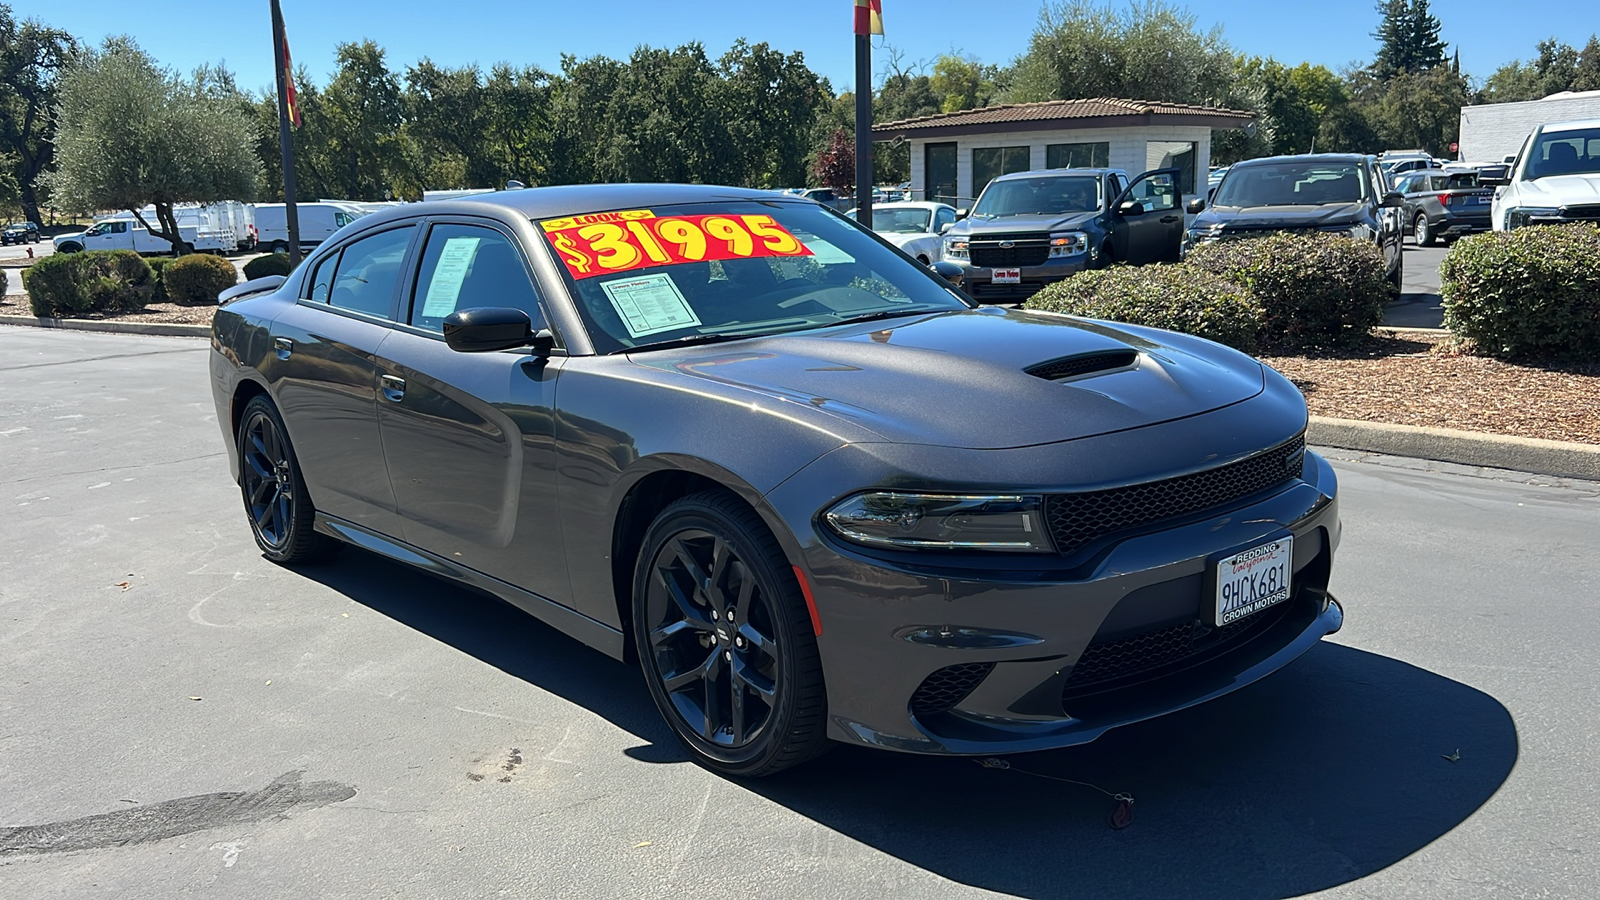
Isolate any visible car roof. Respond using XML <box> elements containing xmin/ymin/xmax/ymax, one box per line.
<box><xmin>993</xmin><ymin>169</ymin><xmax>1117</xmax><ymax>182</ymax></box>
<box><xmin>1233</xmin><ymin>153</ymin><xmax>1374</xmax><ymax>168</ymax></box>
<box><xmin>1539</xmin><ymin>118</ymin><xmax>1600</xmax><ymax>133</ymax></box>
<box><xmin>356</xmin><ymin>183</ymin><xmax>795</xmax><ymax>228</ymax></box>
<box><xmin>856</xmin><ymin>201</ymin><xmax>950</xmax><ymax>211</ymax></box>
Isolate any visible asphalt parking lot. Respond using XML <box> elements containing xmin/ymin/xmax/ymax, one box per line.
<box><xmin>3</xmin><ymin>327</ymin><xmax>1598</xmax><ymax>898</ymax></box>
<box><xmin>1385</xmin><ymin>242</ymin><xmax>1450</xmax><ymax>329</ymax></box>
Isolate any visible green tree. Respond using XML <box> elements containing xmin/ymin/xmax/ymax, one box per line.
<box><xmin>47</xmin><ymin>37</ymin><xmax>258</xmax><ymax>254</ymax></box>
<box><xmin>319</xmin><ymin>41</ymin><xmax>406</xmax><ymax>199</ymax></box>
<box><xmin>1367</xmin><ymin>65</ymin><xmax>1469</xmax><ymax>154</ymax></box>
<box><xmin>1482</xmin><ymin>38</ymin><xmax>1590</xmax><ymax>102</ymax></box>
<box><xmin>930</xmin><ymin>54</ymin><xmax>1002</xmax><ymax>113</ymax></box>
<box><xmin>715</xmin><ymin>40</ymin><xmax>826</xmax><ymax>189</ymax></box>
<box><xmin>1371</xmin><ymin>0</ymin><xmax>1448</xmax><ymax>80</ymax></box>
<box><xmin>1577</xmin><ymin>36</ymin><xmax>1600</xmax><ymax>92</ymax></box>
<box><xmin>0</xmin><ymin>5</ymin><xmax>78</xmax><ymax>223</ymax></box>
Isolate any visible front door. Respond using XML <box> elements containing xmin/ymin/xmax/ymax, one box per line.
<box><xmin>267</xmin><ymin>223</ymin><xmax>417</xmax><ymax>537</ymax></box>
<box><xmin>1112</xmin><ymin>168</ymin><xmax>1183</xmax><ymax>264</ymax></box>
<box><xmin>373</xmin><ymin>220</ymin><xmax>570</xmax><ymax>605</ymax></box>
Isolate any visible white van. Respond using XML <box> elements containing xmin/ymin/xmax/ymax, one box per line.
<box><xmin>254</xmin><ymin>202</ymin><xmax>364</xmax><ymax>253</ymax></box>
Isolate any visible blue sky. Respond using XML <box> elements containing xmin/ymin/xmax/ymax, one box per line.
<box><xmin>17</xmin><ymin>0</ymin><xmax>1595</xmax><ymax>94</ymax></box>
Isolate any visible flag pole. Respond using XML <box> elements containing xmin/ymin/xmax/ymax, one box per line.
<box><xmin>853</xmin><ymin>31</ymin><xmax>873</xmax><ymax>230</ymax></box>
<box><xmin>270</xmin><ymin>0</ymin><xmax>302</xmax><ymax>266</ymax></box>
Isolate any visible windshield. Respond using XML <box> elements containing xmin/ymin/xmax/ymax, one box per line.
<box><xmin>1212</xmin><ymin>162</ymin><xmax>1369</xmax><ymax>207</ymax></box>
<box><xmin>1526</xmin><ymin>127</ymin><xmax>1600</xmax><ymax>179</ymax></box>
<box><xmin>848</xmin><ymin>206</ymin><xmax>932</xmax><ymax>234</ymax></box>
<box><xmin>541</xmin><ymin>200</ymin><xmax>971</xmax><ymax>354</ymax></box>
<box><xmin>971</xmin><ymin>176</ymin><xmax>1103</xmax><ymax>217</ymax></box>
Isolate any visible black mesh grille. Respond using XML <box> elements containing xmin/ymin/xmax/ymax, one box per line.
<box><xmin>1559</xmin><ymin>205</ymin><xmax>1600</xmax><ymax>222</ymax></box>
<box><xmin>970</xmin><ymin>280</ymin><xmax>1045</xmax><ymax>301</ymax></box>
<box><xmin>1027</xmin><ymin>350</ymin><xmax>1138</xmax><ymax>381</ymax></box>
<box><xmin>1045</xmin><ymin>436</ymin><xmax>1306</xmax><ymax>556</ymax></box>
<box><xmin>910</xmin><ymin>662</ymin><xmax>995</xmax><ymax>716</ymax></box>
<box><xmin>971</xmin><ymin>244</ymin><xmax>1050</xmax><ymax>268</ymax></box>
<box><xmin>1062</xmin><ymin>601</ymin><xmax>1290</xmax><ymax>696</ymax></box>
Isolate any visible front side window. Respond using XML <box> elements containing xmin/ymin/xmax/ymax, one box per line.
<box><xmin>409</xmin><ymin>224</ymin><xmax>544</xmax><ymax>333</ymax></box>
<box><xmin>933</xmin><ymin>207</ymin><xmax>956</xmax><ymax>232</ymax></box>
<box><xmin>539</xmin><ymin>201</ymin><xmax>970</xmax><ymax>354</ymax></box>
<box><xmin>972</xmin><ymin>146</ymin><xmax>1032</xmax><ymax>197</ymax></box>
<box><xmin>972</xmin><ymin>175</ymin><xmax>1103</xmax><ymax>217</ymax></box>
<box><xmin>1128</xmin><ymin>172</ymin><xmax>1179</xmax><ymax>212</ymax></box>
<box><xmin>326</xmin><ymin>226</ymin><xmax>415</xmax><ymax>318</ymax></box>
<box><xmin>1212</xmin><ymin>162</ymin><xmax>1370</xmax><ymax>208</ymax></box>
<box><xmin>1147</xmin><ymin>141</ymin><xmax>1198</xmax><ymax>195</ymax></box>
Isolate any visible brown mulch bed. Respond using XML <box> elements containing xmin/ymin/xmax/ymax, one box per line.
<box><xmin>1262</xmin><ymin>330</ymin><xmax>1600</xmax><ymax>447</ymax></box>
<box><xmin>1</xmin><ymin>293</ymin><xmax>216</xmax><ymax>326</ymax></box>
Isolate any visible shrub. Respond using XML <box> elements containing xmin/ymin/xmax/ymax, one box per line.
<box><xmin>147</xmin><ymin>257</ymin><xmax>170</xmax><ymax>304</ymax></box>
<box><xmin>242</xmin><ymin>253</ymin><xmax>295</xmax><ymax>280</ymax></box>
<box><xmin>1024</xmin><ymin>264</ymin><xmax>1262</xmax><ymax>353</ymax></box>
<box><xmin>162</xmin><ymin>253</ymin><xmax>238</xmax><ymax>305</ymax></box>
<box><xmin>1440</xmin><ymin>224</ymin><xmax>1600</xmax><ymax>361</ymax></box>
<box><xmin>22</xmin><ymin>250</ymin><xmax>153</xmax><ymax>317</ymax></box>
<box><xmin>1</xmin><ymin>266</ymin><xmax>7</xmax><ymax>297</ymax></box>
<box><xmin>1186</xmin><ymin>232</ymin><xmax>1387</xmax><ymax>351</ymax></box>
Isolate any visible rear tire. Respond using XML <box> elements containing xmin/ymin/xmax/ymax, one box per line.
<box><xmin>236</xmin><ymin>395</ymin><xmax>339</xmax><ymax>564</ymax></box>
<box><xmin>632</xmin><ymin>490</ymin><xmax>829</xmax><ymax>777</ymax></box>
<box><xmin>1414</xmin><ymin>214</ymin><xmax>1435</xmax><ymax>247</ymax></box>
<box><xmin>270</xmin><ymin>241</ymin><xmax>290</xmax><ymax>255</ymax></box>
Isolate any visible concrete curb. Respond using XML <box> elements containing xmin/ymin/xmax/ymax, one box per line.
<box><xmin>0</xmin><ymin>314</ymin><xmax>209</xmax><ymax>338</ymax></box>
<box><xmin>1309</xmin><ymin>416</ymin><xmax>1600</xmax><ymax>481</ymax></box>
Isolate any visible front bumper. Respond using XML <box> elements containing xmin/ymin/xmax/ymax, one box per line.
<box><xmin>955</xmin><ymin>258</ymin><xmax>1085</xmax><ymax>303</ymax></box>
<box><xmin>765</xmin><ymin>390</ymin><xmax>1341</xmax><ymax>756</ymax></box>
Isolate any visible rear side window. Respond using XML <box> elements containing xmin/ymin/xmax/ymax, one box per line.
<box><xmin>408</xmin><ymin>224</ymin><xmax>544</xmax><ymax>333</ymax></box>
<box><xmin>327</xmin><ymin>226</ymin><xmax>415</xmax><ymax>319</ymax></box>
<box><xmin>307</xmin><ymin>250</ymin><xmax>338</xmax><ymax>303</ymax></box>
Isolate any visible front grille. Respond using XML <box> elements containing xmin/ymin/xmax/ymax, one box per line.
<box><xmin>1045</xmin><ymin>436</ymin><xmax>1306</xmax><ymax>556</ymax></box>
<box><xmin>970</xmin><ymin>280</ymin><xmax>1045</xmax><ymax>301</ymax></box>
<box><xmin>1061</xmin><ymin>600</ymin><xmax>1290</xmax><ymax>697</ymax></box>
<box><xmin>910</xmin><ymin>662</ymin><xmax>995</xmax><ymax>716</ymax></box>
<box><xmin>1027</xmin><ymin>350</ymin><xmax>1138</xmax><ymax>381</ymax></box>
<box><xmin>971</xmin><ymin>244</ymin><xmax>1051</xmax><ymax>268</ymax></box>
<box><xmin>1559</xmin><ymin>205</ymin><xmax>1600</xmax><ymax>222</ymax></box>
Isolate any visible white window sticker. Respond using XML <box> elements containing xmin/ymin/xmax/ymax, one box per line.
<box><xmin>600</xmin><ymin>272</ymin><xmax>702</xmax><ymax>338</ymax></box>
<box><xmin>792</xmin><ymin>232</ymin><xmax>855</xmax><ymax>265</ymax></box>
<box><xmin>421</xmin><ymin>236</ymin><xmax>482</xmax><ymax>317</ymax></box>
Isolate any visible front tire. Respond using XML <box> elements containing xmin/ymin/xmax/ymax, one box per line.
<box><xmin>236</xmin><ymin>395</ymin><xmax>339</xmax><ymax>564</ymax></box>
<box><xmin>633</xmin><ymin>491</ymin><xmax>829</xmax><ymax>777</ymax></box>
<box><xmin>58</xmin><ymin>242</ymin><xmax>82</xmax><ymax>254</ymax></box>
<box><xmin>1414</xmin><ymin>213</ymin><xmax>1435</xmax><ymax>247</ymax></box>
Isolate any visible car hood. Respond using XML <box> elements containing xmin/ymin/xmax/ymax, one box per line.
<box><xmin>1194</xmin><ymin>203</ymin><xmax>1367</xmax><ymax>231</ymax></box>
<box><xmin>54</xmin><ymin>230</ymin><xmax>86</xmax><ymax>243</ymax></box>
<box><xmin>951</xmin><ymin>212</ymin><xmax>1099</xmax><ymax>235</ymax></box>
<box><xmin>1513</xmin><ymin>174</ymin><xmax>1600</xmax><ymax>205</ymax></box>
<box><xmin>626</xmin><ymin>308</ymin><xmax>1266</xmax><ymax>449</ymax></box>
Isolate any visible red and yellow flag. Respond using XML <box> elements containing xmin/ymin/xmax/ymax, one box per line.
<box><xmin>275</xmin><ymin>11</ymin><xmax>301</xmax><ymax>127</ymax></box>
<box><xmin>854</xmin><ymin>0</ymin><xmax>883</xmax><ymax>36</ymax></box>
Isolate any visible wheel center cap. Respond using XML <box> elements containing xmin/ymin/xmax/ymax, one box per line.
<box><xmin>716</xmin><ymin>626</ymin><xmax>731</xmax><ymax>644</ymax></box>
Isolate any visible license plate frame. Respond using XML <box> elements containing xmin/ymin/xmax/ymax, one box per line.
<box><xmin>992</xmin><ymin>268</ymin><xmax>1022</xmax><ymax>284</ymax></box>
<box><xmin>1209</xmin><ymin>535</ymin><xmax>1294</xmax><ymax>627</ymax></box>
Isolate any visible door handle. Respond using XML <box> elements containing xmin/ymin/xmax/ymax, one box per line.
<box><xmin>273</xmin><ymin>337</ymin><xmax>293</xmax><ymax>359</ymax></box>
<box><xmin>1160</xmin><ymin>215</ymin><xmax>1181</xmax><ymax>224</ymax></box>
<box><xmin>380</xmin><ymin>374</ymin><xmax>406</xmax><ymax>402</ymax></box>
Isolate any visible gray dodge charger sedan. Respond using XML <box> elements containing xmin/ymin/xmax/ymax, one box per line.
<box><xmin>209</xmin><ymin>184</ymin><xmax>1343</xmax><ymax>777</ymax></box>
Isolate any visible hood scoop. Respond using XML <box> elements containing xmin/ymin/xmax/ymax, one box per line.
<box><xmin>1026</xmin><ymin>349</ymin><xmax>1139</xmax><ymax>382</ymax></box>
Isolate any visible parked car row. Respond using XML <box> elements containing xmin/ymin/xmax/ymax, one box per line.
<box><xmin>50</xmin><ymin>200</ymin><xmax>369</xmax><ymax>257</ymax></box>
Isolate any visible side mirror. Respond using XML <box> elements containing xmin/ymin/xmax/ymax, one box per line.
<box><xmin>930</xmin><ymin>260</ymin><xmax>965</xmax><ymax>287</ymax></box>
<box><xmin>443</xmin><ymin>307</ymin><xmax>551</xmax><ymax>354</ymax></box>
<box><xmin>1186</xmin><ymin>198</ymin><xmax>1206</xmax><ymax>215</ymax></box>
<box><xmin>955</xmin><ymin>208</ymin><xmax>969</xmax><ymax>220</ymax></box>
<box><xmin>1117</xmin><ymin>200</ymin><xmax>1146</xmax><ymax>217</ymax></box>
<box><xmin>938</xmin><ymin>221</ymin><xmax>954</xmax><ymax>235</ymax></box>
<box><xmin>1381</xmin><ymin>192</ymin><xmax>1405</xmax><ymax>209</ymax></box>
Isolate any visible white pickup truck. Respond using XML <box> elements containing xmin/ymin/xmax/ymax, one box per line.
<box><xmin>1487</xmin><ymin>118</ymin><xmax>1600</xmax><ymax>230</ymax></box>
<box><xmin>53</xmin><ymin>214</ymin><xmax>230</xmax><ymax>255</ymax></box>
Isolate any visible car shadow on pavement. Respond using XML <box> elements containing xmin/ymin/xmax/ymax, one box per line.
<box><xmin>307</xmin><ymin>552</ymin><xmax>1516</xmax><ymax>900</ymax></box>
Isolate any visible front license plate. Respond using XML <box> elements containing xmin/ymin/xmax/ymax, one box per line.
<box><xmin>1214</xmin><ymin>536</ymin><xmax>1293</xmax><ymax>626</ymax></box>
<box><xmin>992</xmin><ymin>268</ymin><xmax>1021</xmax><ymax>284</ymax></box>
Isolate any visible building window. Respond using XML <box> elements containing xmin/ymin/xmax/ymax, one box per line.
<box><xmin>972</xmin><ymin>146</ymin><xmax>1031</xmax><ymax>198</ymax></box>
<box><xmin>1146</xmin><ymin>141</ymin><xmax>1198</xmax><ymax>196</ymax></box>
<box><xmin>1046</xmin><ymin>142</ymin><xmax>1110</xmax><ymax>169</ymax></box>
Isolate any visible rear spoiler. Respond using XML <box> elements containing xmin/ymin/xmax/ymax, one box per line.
<box><xmin>218</xmin><ymin>274</ymin><xmax>286</xmax><ymax>307</ymax></box>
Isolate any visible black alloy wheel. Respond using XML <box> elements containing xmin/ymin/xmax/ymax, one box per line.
<box><xmin>237</xmin><ymin>396</ymin><xmax>338</xmax><ymax>564</ymax></box>
<box><xmin>1415</xmin><ymin>213</ymin><xmax>1435</xmax><ymax>247</ymax></box>
<box><xmin>634</xmin><ymin>491</ymin><xmax>828</xmax><ymax>777</ymax></box>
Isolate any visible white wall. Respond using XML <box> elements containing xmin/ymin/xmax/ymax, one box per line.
<box><xmin>1459</xmin><ymin>92</ymin><xmax>1600</xmax><ymax>164</ymax></box>
<box><xmin>907</xmin><ymin>125</ymin><xmax>1214</xmax><ymax>206</ymax></box>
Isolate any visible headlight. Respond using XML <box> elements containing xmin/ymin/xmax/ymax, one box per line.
<box><xmin>1505</xmin><ymin>207</ymin><xmax>1559</xmax><ymax>229</ymax></box>
<box><xmin>1048</xmin><ymin>231</ymin><xmax>1088</xmax><ymax>257</ymax></box>
<box><xmin>944</xmin><ymin>237</ymin><xmax>969</xmax><ymax>260</ymax></box>
<box><xmin>1319</xmin><ymin>224</ymin><xmax>1372</xmax><ymax>242</ymax></box>
<box><xmin>824</xmin><ymin>492</ymin><xmax>1053</xmax><ymax>553</ymax></box>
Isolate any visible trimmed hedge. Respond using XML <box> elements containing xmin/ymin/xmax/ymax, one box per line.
<box><xmin>147</xmin><ymin>257</ymin><xmax>170</xmax><ymax>304</ymax></box>
<box><xmin>242</xmin><ymin>253</ymin><xmax>296</xmax><ymax>280</ymax></box>
<box><xmin>1025</xmin><ymin>264</ymin><xmax>1262</xmax><ymax>352</ymax></box>
<box><xmin>22</xmin><ymin>250</ymin><xmax>153</xmax><ymax>317</ymax></box>
<box><xmin>1441</xmin><ymin>225</ymin><xmax>1600</xmax><ymax>361</ymax></box>
<box><xmin>1</xmin><ymin>266</ymin><xmax>7</xmax><ymax>297</ymax></box>
<box><xmin>162</xmin><ymin>253</ymin><xmax>238</xmax><ymax>305</ymax></box>
<box><xmin>1186</xmin><ymin>232</ymin><xmax>1387</xmax><ymax>350</ymax></box>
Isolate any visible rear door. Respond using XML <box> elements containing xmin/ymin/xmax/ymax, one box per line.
<box><xmin>268</xmin><ymin>222</ymin><xmax>419</xmax><ymax>537</ymax></box>
<box><xmin>1111</xmin><ymin>168</ymin><xmax>1183</xmax><ymax>264</ymax></box>
<box><xmin>372</xmin><ymin>218</ymin><xmax>571</xmax><ymax>604</ymax></box>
